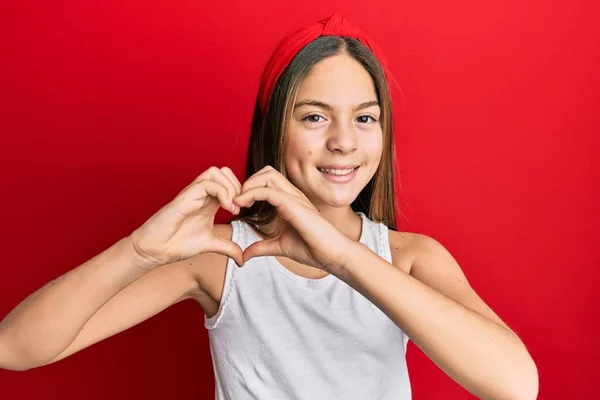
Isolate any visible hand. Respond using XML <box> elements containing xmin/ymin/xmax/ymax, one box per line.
<box><xmin>129</xmin><ymin>167</ymin><xmax>245</xmax><ymax>269</ymax></box>
<box><xmin>234</xmin><ymin>166</ymin><xmax>352</xmax><ymax>273</ymax></box>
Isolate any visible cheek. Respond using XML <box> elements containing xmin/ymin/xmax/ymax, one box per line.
<box><xmin>284</xmin><ymin>135</ymin><xmax>310</xmax><ymax>184</ymax></box>
<box><xmin>361</xmin><ymin>131</ymin><xmax>383</xmax><ymax>161</ymax></box>
<box><xmin>285</xmin><ymin>132</ymin><xmax>316</xmax><ymax>167</ymax></box>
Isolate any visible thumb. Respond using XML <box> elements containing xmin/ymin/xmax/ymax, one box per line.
<box><xmin>205</xmin><ymin>236</ymin><xmax>244</xmax><ymax>268</ymax></box>
<box><xmin>242</xmin><ymin>239</ymin><xmax>282</xmax><ymax>264</ymax></box>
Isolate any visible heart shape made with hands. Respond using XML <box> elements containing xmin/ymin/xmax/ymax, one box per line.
<box><xmin>217</xmin><ymin>166</ymin><xmax>351</xmax><ymax>272</ymax></box>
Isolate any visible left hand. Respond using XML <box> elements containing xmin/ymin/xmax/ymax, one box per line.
<box><xmin>233</xmin><ymin>166</ymin><xmax>352</xmax><ymax>273</ymax></box>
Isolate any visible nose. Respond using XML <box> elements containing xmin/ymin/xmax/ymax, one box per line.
<box><xmin>326</xmin><ymin>121</ymin><xmax>357</xmax><ymax>154</ymax></box>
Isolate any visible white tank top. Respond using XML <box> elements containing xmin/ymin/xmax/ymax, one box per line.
<box><xmin>204</xmin><ymin>212</ymin><xmax>411</xmax><ymax>399</ymax></box>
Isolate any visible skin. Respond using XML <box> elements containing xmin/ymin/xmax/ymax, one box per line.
<box><xmin>284</xmin><ymin>52</ymin><xmax>383</xmax><ymax>221</ymax></box>
<box><xmin>0</xmin><ymin>51</ymin><xmax>538</xmax><ymax>399</ymax></box>
<box><xmin>259</xmin><ymin>53</ymin><xmax>384</xmax><ymax>279</ymax></box>
<box><xmin>231</xmin><ymin>53</ymin><xmax>539</xmax><ymax>399</ymax></box>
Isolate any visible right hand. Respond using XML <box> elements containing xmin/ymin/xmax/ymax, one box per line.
<box><xmin>129</xmin><ymin>166</ymin><xmax>244</xmax><ymax>269</ymax></box>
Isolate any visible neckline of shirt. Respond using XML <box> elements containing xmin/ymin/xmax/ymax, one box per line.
<box><xmin>244</xmin><ymin>212</ymin><xmax>369</xmax><ymax>287</ymax></box>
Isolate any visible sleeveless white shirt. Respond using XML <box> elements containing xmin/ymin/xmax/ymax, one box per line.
<box><xmin>204</xmin><ymin>212</ymin><xmax>411</xmax><ymax>399</ymax></box>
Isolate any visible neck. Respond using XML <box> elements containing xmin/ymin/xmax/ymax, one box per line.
<box><xmin>258</xmin><ymin>206</ymin><xmax>363</xmax><ymax>242</ymax></box>
<box><xmin>314</xmin><ymin>206</ymin><xmax>363</xmax><ymax>242</ymax></box>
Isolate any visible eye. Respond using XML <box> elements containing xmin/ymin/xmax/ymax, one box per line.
<box><xmin>356</xmin><ymin>115</ymin><xmax>378</xmax><ymax>124</ymax></box>
<box><xmin>303</xmin><ymin>114</ymin><xmax>325</xmax><ymax>123</ymax></box>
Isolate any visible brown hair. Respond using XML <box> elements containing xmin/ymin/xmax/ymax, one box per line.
<box><xmin>234</xmin><ymin>36</ymin><xmax>399</xmax><ymax>238</ymax></box>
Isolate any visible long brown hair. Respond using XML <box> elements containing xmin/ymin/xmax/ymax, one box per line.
<box><xmin>234</xmin><ymin>36</ymin><xmax>398</xmax><ymax>238</ymax></box>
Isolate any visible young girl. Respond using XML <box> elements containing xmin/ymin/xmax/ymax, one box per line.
<box><xmin>0</xmin><ymin>14</ymin><xmax>537</xmax><ymax>400</ymax></box>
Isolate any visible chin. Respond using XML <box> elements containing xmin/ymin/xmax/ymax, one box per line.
<box><xmin>313</xmin><ymin>192</ymin><xmax>360</xmax><ymax>209</ymax></box>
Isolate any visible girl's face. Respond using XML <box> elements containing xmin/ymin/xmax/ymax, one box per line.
<box><xmin>284</xmin><ymin>53</ymin><xmax>383</xmax><ymax>211</ymax></box>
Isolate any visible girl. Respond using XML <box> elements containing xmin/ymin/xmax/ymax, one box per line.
<box><xmin>0</xmin><ymin>14</ymin><xmax>537</xmax><ymax>400</ymax></box>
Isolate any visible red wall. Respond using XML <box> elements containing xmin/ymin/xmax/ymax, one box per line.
<box><xmin>1</xmin><ymin>1</ymin><xmax>598</xmax><ymax>399</ymax></box>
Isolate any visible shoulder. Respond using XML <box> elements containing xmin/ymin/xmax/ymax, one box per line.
<box><xmin>388</xmin><ymin>228</ymin><xmax>515</xmax><ymax>334</ymax></box>
<box><xmin>388</xmin><ymin>229</ymin><xmax>472</xmax><ymax>303</ymax></box>
<box><xmin>387</xmin><ymin>229</ymin><xmax>453</xmax><ymax>277</ymax></box>
<box><xmin>386</xmin><ymin>229</ymin><xmax>421</xmax><ymax>274</ymax></box>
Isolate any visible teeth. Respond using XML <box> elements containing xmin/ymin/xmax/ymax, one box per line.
<box><xmin>318</xmin><ymin>167</ymin><xmax>356</xmax><ymax>176</ymax></box>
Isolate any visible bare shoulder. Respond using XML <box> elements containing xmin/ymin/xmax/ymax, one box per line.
<box><xmin>389</xmin><ymin>229</ymin><xmax>458</xmax><ymax>274</ymax></box>
<box><xmin>184</xmin><ymin>223</ymin><xmax>233</xmax><ymax>316</ymax></box>
<box><xmin>389</xmin><ymin>230</ymin><xmax>473</xmax><ymax>309</ymax></box>
<box><xmin>389</xmin><ymin>229</ymin><xmax>515</xmax><ymax>334</ymax></box>
<box><xmin>387</xmin><ymin>229</ymin><xmax>426</xmax><ymax>275</ymax></box>
<box><xmin>388</xmin><ymin>230</ymin><xmax>459</xmax><ymax>277</ymax></box>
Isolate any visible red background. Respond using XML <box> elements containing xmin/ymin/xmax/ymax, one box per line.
<box><xmin>1</xmin><ymin>1</ymin><xmax>598</xmax><ymax>399</ymax></box>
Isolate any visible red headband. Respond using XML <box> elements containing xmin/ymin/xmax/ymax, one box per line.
<box><xmin>257</xmin><ymin>14</ymin><xmax>391</xmax><ymax>116</ymax></box>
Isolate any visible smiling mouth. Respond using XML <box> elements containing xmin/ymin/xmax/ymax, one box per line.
<box><xmin>316</xmin><ymin>166</ymin><xmax>359</xmax><ymax>176</ymax></box>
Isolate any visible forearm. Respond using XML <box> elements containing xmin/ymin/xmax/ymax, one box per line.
<box><xmin>335</xmin><ymin>243</ymin><xmax>538</xmax><ymax>400</ymax></box>
<box><xmin>0</xmin><ymin>236</ymin><xmax>150</xmax><ymax>370</ymax></box>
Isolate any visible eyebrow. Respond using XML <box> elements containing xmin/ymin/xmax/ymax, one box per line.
<box><xmin>293</xmin><ymin>100</ymin><xmax>380</xmax><ymax>112</ymax></box>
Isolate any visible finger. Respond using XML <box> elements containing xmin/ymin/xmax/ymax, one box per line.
<box><xmin>179</xmin><ymin>166</ymin><xmax>219</xmax><ymax>194</ymax></box>
<box><xmin>240</xmin><ymin>165</ymin><xmax>273</xmax><ymax>191</ymax></box>
<box><xmin>182</xmin><ymin>166</ymin><xmax>237</xmax><ymax>203</ymax></box>
<box><xmin>240</xmin><ymin>168</ymin><xmax>298</xmax><ymax>199</ymax></box>
<box><xmin>235</xmin><ymin>187</ymin><xmax>317</xmax><ymax>235</ymax></box>
<box><xmin>220</xmin><ymin>167</ymin><xmax>242</xmax><ymax>199</ymax></box>
<box><xmin>242</xmin><ymin>238</ymin><xmax>282</xmax><ymax>264</ymax></box>
<box><xmin>234</xmin><ymin>186</ymin><xmax>286</xmax><ymax>210</ymax></box>
<box><xmin>189</xmin><ymin>180</ymin><xmax>237</xmax><ymax>215</ymax></box>
<box><xmin>202</xmin><ymin>168</ymin><xmax>241</xmax><ymax>213</ymax></box>
<box><xmin>204</xmin><ymin>236</ymin><xmax>245</xmax><ymax>268</ymax></box>
<box><xmin>210</xmin><ymin>168</ymin><xmax>239</xmax><ymax>209</ymax></box>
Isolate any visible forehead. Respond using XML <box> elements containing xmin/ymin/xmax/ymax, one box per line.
<box><xmin>295</xmin><ymin>54</ymin><xmax>378</xmax><ymax>106</ymax></box>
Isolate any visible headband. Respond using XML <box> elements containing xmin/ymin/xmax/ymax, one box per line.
<box><xmin>257</xmin><ymin>14</ymin><xmax>391</xmax><ymax>116</ymax></box>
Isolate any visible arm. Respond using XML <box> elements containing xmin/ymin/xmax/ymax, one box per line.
<box><xmin>40</xmin><ymin>225</ymin><xmax>232</xmax><ymax>367</ymax></box>
<box><xmin>227</xmin><ymin>167</ymin><xmax>538</xmax><ymax>399</ymax></box>
<box><xmin>335</xmin><ymin>233</ymin><xmax>539</xmax><ymax>400</ymax></box>
<box><xmin>0</xmin><ymin>166</ymin><xmax>245</xmax><ymax>372</ymax></box>
<box><xmin>0</xmin><ymin>236</ymin><xmax>200</xmax><ymax>371</ymax></box>
<box><xmin>40</xmin><ymin>253</ymin><xmax>203</xmax><ymax>367</ymax></box>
